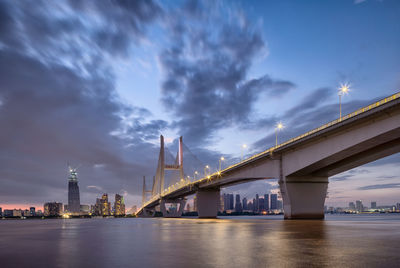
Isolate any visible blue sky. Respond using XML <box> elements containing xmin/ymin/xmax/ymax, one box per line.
<box><xmin>0</xmin><ymin>0</ymin><xmax>399</xmax><ymax>210</ymax></box>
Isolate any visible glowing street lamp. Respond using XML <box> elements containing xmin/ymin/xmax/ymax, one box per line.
<box><xmin>338</xmin><ymin>83</ymin><xmax>350</xmax><ymax>121</ymax></box>
<box><xmin>275</xmin><ymin>122</ymin><xmax>284</xmax><ymax>147</ymax></box>
<box><xmin>194</xmin><ymin>171</ymin><xmax>198</xmax><ymax>180</ymax></box>
<box><xmin>241</xmin><ymin>144</ymin><xmax>247</xmax><ymax>161</ymax></box>
<box><xmin>204</xmin><ymin>165</ymin><xmax>210</xmax><ymax>177</ymax></box>
<box><xmin>219</xmin><ymin>156</ymin><xmax>225</xmax><ymax>171</ymax></box>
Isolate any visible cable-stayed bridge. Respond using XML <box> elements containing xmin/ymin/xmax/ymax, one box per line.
<box><xmin>137</xmin><ymin>92</ymin><xmax>400</xmax><ymax>219</ymax></box>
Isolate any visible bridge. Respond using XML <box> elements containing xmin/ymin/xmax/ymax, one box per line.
<box><xmin>137</xmin><ymin>91</ymin><xmax>400</xmax><ymax>219</ymax></box>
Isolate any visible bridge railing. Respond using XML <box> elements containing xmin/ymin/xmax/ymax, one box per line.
<box><xmin>139</xmin><ymin>91</ymin><xmax>400</xmax><ymax>212</ymax></box>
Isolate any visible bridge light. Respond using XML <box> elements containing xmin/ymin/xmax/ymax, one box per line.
<box><xmin>219</xmin><ymin>157</ymin><xmax>225</xmax><ymax>171</ymax></box>
<box><xmin>338</xmin><ymin>83</ymin><xmax>351</xmax><ymax>121</ymax></box>
<box><xmin>275</xmin><ymin>122</ymin><xmax>285</xmax><ymax>147</ymax></box>
<box><xmin>241</xmin><ymin>144</ymin><xmax>247</xmax><ymax>161</ymax></box>
<box><xmin>204</xmin><ymin>165</ymin><xmax>210</xmax><ymax>177</ymax></box>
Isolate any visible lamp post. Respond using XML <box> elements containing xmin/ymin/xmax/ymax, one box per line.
<box><xmin>204</xmin><ymin>165</ymin><xmax>209</xmax><ymax>177</ymax></box>
<box><xmin>241</xmin><ymin>144</ymin><xmax>247</xmax><ymax>161</ymax></box>
<box><xmin>194</xmin><ymin>171</ymin><xmax>198</xmax><ymax>180</ymax></box>
<box><xmin>219</xmin><ymin>156</ymin><xmax>224</xmax><ymax>171</ymax></box>
<box><xmin>275</xmin><ymin>122</ymin><xmax>284</xmax><ymax>147</ymax></box>
<box><xmin>338</xmin><ymin>83</ymin><xmax>350</xmax><ymax>121</ymax></box>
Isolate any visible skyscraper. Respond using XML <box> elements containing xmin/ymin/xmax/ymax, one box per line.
<box><xmin>114</xmin><ymin>194</ymin><xmax>125</xmax><ymax>216</ymax></box>
<box><xmin>229</xmin><ymin>194</ymin><xmax>234</xmax><ymax>210</ymax></box>
<box><xmin>356</xmin><ymin>200</ymin><xmax>363</xmax><ymax>212</ymax></box>
<box><xmin>235</xmin><ymin>194</ymin><xmax>242</xmax><ymax>213</ymax></box>
<box><xmin>68</xmin><ymin>167</ymin><xmax>80</xmax><ymax>215</ymax></box>
<box><xmin>255</xmin><ymin>194</ymin><xmax>259</xmax><ymax>212</ymax></box>
<box><xmin>264</xmin><ymin>194</ymin><xmax>269</xmax><ymax>211</ymax></box>
<box><xmin>371</xmin><ymin>201</ymin><xmax>377</xmax><ymax>209</ymax></box>
<box><xmin>100</xmin><ymin>193</ymin><xmax>111</xmax><ymax>216</ymax></box>
<box><xmin>242</xmin><ymin>197</ymin><xmax>248</xmax><ymax>210</ymax></box>
<box><xmin>270</xmin><ymin>194</ymin><xmax>278</xmax><ymax>210</ymax></box>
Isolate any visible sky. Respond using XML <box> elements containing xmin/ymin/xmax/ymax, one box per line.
<box><xmin>0</xmin><ymin>0</ymin><xmax>399</xmax><ymax>210</ymax></box>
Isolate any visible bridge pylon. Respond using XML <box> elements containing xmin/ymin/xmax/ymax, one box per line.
<box><xmin>153</xmin><ymin>135</ymin><xmax>185</xmax><ymax>196</ymax></box>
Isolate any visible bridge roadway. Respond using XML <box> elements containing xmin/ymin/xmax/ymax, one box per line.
<box><xmin>138</xmin><ymin>92</ymin><xmax>400</xmax><ymax>219</ymax></box>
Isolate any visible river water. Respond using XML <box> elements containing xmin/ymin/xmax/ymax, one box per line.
<box><xmin>0</xmin><ymin>214</ymin><xmax>399</xmax><ymax>267</ymax></box>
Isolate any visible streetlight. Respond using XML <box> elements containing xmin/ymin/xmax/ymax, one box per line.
<box><xmin>241</xmin><ymin>144</ymin><xmax>247</xmax><ymax>161</ymax></box>
<box><xmin>194</xmin><ymin>171</ymin><xmax>198</xmax><ymax>180</ymax></box>
<box><xmin>219</xmin><ymin>156</ymin><xmax>225</xmax><ymax>171</ymax></box>
<box><xmin>204</xmin><ymin>165</ymin><xmax>209</xmax><ymax>177</ymax></box>
<box><xmin>275</xmin><ymin>122</ymin><xmax>284</xmax><ymax>147</ymax></box>
<box><xmin>338</xmin><ymin>83</ymin><xmax>350</xmax><ymax>121</ymax></box>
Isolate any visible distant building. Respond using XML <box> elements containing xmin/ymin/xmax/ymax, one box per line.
<box><xmin>36</xmin><ymin>210</ymin><xmax>44</xmax><ymax>216</ymax></box>
<box><xmin>235</xmin><ymin>194</ymin><xmax>242</xmax><ymax>213</ymax></box>
<box><xmin>114</xmin><ymin>194</ymin><xmax>125</xmax><ymax>216</ymax></box>
<box><xmin>99</xmin><ymin>194</ymin><xmax>111</xmax><ymax>216</ymax></box>
<box><xmin>255</xmin><ymin>194</ymin><xmax>259</xmax><ymax>212</ymax></box>
<box><xmin>270</xmin><ymin>194</ymin><xmax>278</xmax><ymax>210</ymax></box>
<box><xmin>23</xmin><ymin>209</ymin><xmax>30</xmax><ymax>217</ymax></box>
<box><xmin>3</xmin><ymin>210</ymin><xmax>13</xmax><ymax>217</ymax></box>
<box><xmin>396</xmin><ymin>203</ymin><xmax>400</xmax><ymax>211</ymax></box>
<box><xmin>277</xmin><ymin>200</ymin><xmax>283</xmax><ymax>210</ymax></box>
<box><xmin>264</xmin><ymin>194</ymin><xmax>269</xmax><ymax>211</ymax></box>
<box><xmin>356</xmin><ymin>200</ymin><xmax>363</xmax><ymax>212</ymax></box>
<box><xmin>229</xmin><ymin>194</ymin><xmax>234</xmax><ymax>210</ymax></box>
<box><xmin>349</xmin><ymin>202</ymin><xmax>356</xmax><ymax>210</ymax></box>
<box><xmin>44</xmin><ymin>202</ymin><xmax>63</xmax><ymax>216</ymax></box>
<box><xmin>0</xmin><ymin>207</ymin><xmax>2</xmax><ymax>217</ymax></box>
<box><xmin>80</xmin><ymin>205</ymin><xmax>90</xmax><ymax>215</ymax></box>
<box><xmin>247</xmin><ymin>201</ymin><xmax>253</xmax><ymax>211</ymax></box>
<box><xmin>67</xmin><ymin>167</ymin><xmax>80</xmax><ymax>215</ymax></box>
<box><xmin>242</xmin><ymin>197</ymin><xmax>247</xmax><ymax>210</ymax></box>
<box><xmin>30</xmin><ymin>207</ymin><xmax>35</xmax><ymax>216</ymax></box>
<box><xmin>219</xmin><ymin>195</ymin><xmax>224</xmax><ymax>212</ymax></box>
<box><xmin>259</xmin><ymin>197</ymin><xmax>265</xmax><ymax>211</ymax></box>
<box><xmin>371</xmin><ymin>202</ymin><xmax>377</xmax><ymax>209</ymax></box>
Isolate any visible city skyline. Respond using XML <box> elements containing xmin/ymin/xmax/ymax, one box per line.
<box><xmin>0</xmin><ymin>0</ymin><xmax>400</xmax><ymax>210</ymax></box>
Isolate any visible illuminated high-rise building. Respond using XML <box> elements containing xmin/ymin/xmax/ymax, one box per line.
<box><xmin>68</xmin><ymin>167</ymin><xmax>80</xmax><ymax>215</ymax></box>
<box><xmin>100</xmin><ymin>193</ymin><xmax>111</xmax><ymax>216</ymax></box>
<box><xmin>114</xmin><ymin>194</ymin><xmax>125</xmax><ymax>216</ymax></box>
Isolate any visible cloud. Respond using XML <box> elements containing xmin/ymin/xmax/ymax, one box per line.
<box><xmin>0</xmin><ymin>0</ymin><xmax>164</xmax><ymax>207</ymax></box>
<box><xmin>354</xmin><ymin>0</ymin><xmax>367</xmax><ymax>4</ymax></box>
<box><xmin>357</xmin><ymin>183</ymin><xmax>400</xmax><ymax>190</ymax></box>
<box><xmin>159</xmin><ymin>1</ymin><xmax>295</xmax><ymax>146</ymax></box>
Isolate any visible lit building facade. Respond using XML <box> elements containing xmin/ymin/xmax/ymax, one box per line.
<box><xmin>67</xmin><ymin>167</ymin><xmax>80</xmax><ymax>215</ymax></box>
<box><xmin>114</xmin><ymin>194</ymin><xmax>125</xmax><ymax>216</ymax></box>
<box><xmin>44</xmin><ymin>202</ymin><xmax>63</xmax><ymax>216</ymax></box>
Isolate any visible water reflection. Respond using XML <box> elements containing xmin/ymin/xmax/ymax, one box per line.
<box><xmin>0</xmin><ymin>215</ymin><xmax>399</xmax><ymax>267</ymax></box>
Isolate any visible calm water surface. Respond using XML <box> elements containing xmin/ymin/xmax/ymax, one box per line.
<box><xmin>1</xmin><ymin>214</ymin><xmax>399</xmax><ymax>267</ymax></box>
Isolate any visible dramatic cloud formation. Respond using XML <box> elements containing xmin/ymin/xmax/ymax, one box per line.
<box><xmin>0</xmin><ymin>0</ymin><xmax>165</xmax><ymax>207</ymax></box>
<box><xmin>159</xmin><ymin>1</ymin><xmax>295</xmax><ymax>146</ymax></box>
<box><xmin>358</xmin><ymin>183</ymin><xmax>400</xmax><ymax>190</ymax></box>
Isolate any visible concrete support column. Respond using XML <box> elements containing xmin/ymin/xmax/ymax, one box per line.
<box><xmin>160</xmin><ymin>198</ymin><xmax>186</xmax><ymax>218</ymax></box>
<box><xmin>196</xmin><ymin>189</ymin><xmax>220</xmax><ymax>218</ymax></box>
<box><xmin>279</xmin><ymin>176</ymin><xmax>328</xmax><ymax>219</ymax></box>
